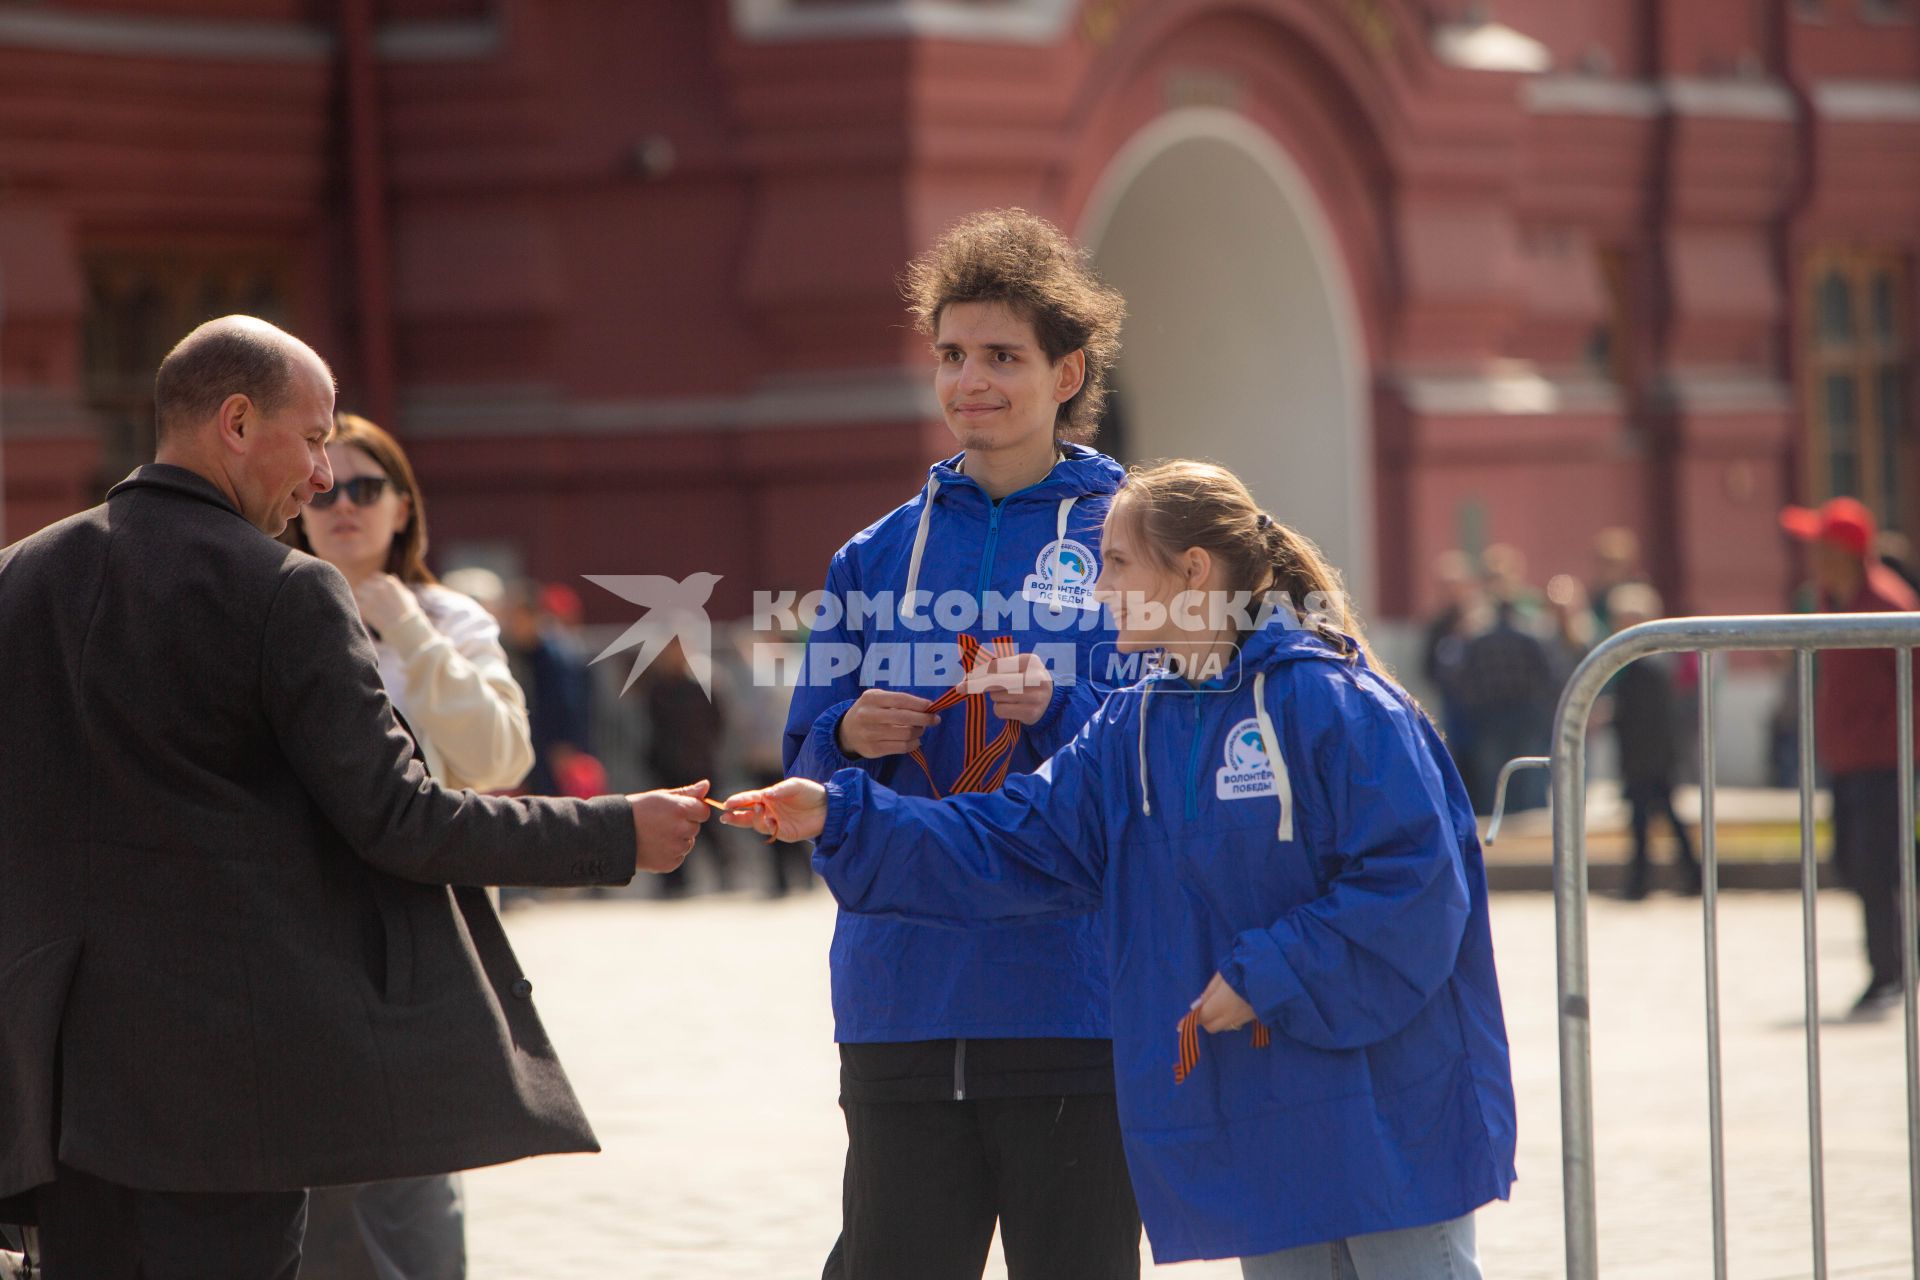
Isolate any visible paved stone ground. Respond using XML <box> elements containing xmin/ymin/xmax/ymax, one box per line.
<box><xmin>464</xmin><ymin>889</ymin><xmax>1916</xmax><ymax>1279</ymax></box>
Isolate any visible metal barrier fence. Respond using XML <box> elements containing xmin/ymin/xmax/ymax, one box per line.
<box><xmin>1486</xmin><ymin>613</ymin><xmax>1920</xmax><ymax>1280</ymax></box>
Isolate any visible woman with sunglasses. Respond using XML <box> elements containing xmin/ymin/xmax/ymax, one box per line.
<box><xmin>724</xmin><ymin>460</ymin><xmax>1516</xmax><ymax>1279</ymax></box>
<box><xmin>286</xmin><ymin>413</ymin><xmax>535</xmax><ymax>1280</ymax></box>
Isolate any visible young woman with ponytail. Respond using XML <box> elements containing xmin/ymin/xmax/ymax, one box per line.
<box><xmin>725</xmin><ymin>460</ymin><xmax>1516</xmax><ymax>1277</ymax></box>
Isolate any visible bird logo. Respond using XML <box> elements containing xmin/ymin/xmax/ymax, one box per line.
<box><xmin>582</xmin><ymin>572</ymin><xmax>723</xmax><ymax>697</ymax></box>
<box><xmin>1224</xmin><ymin>720</ymin><xmax>1269</xmax><ymax>773</ymax></box>
<box><xmin>1053</xmin><ymin>546</ymin><xmax>1089</xmax><ymax>583</ymax></box>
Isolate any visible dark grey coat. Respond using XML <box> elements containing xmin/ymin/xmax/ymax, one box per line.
<box><xmin>0</xmin><ymin>465</ymin><xmax>636</xmax><ymax>1200</ymax></box>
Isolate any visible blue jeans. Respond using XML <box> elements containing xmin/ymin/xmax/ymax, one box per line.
<box><xmin>1239</xmin><ymin>1213</ymin><xmax>1481</xmax><ymax>1280</ymax></box>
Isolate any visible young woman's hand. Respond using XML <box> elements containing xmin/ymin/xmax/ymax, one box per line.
<box><xmin>352</xmin><ymin>573</ymin><xmax>418</xmax><ymax>635</ymax></box>
<box><xmin>1193</xmin><ymin>972</ymin><xmax>1256</xmax><ymax>1033</ymax></box>
<box><xmin>963</xmin><ymin>651</ymin><xmax>1055</xmax><ymax>726</ymax></box>
<box><xmin>719</xmin><ymin>778</ymin><xmax>829</xmax><ymax>843</ymax></box>
<box><xmin>836</xmin><ymin>690</ymin><xmax>940</xmax><ymax>759</ymax></box>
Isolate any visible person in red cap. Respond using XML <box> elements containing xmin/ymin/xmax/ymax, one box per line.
<box><xmin>1781</xmin><ymin>496</ymin><xmax>1920</xmax><ymax>1019</ymax></box>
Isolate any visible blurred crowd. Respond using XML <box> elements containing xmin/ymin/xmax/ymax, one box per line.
<box><xmin>1419</xmin><ymin>529</ymin><xmax>1706</xmax><ymax>902</ymax></box>
<box><xmin>1421</xmin><ymin>528</ymin><xmax>1668</xmax><ymax>815</ymax></box>
<box><xmin>434</xmin><ymin>569</ymin><xmax>811</xmax><ymax>902</ymax></box>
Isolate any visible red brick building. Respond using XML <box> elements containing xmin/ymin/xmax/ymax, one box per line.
<box><xmin>2</xmin><ymin>0</ymin><xmax>1915</xmax><ymax>639</ymax></box>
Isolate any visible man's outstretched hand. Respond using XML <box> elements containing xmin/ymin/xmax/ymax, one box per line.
<box><xmin>718</xmin><ymin>778</ymin><xmax>829</xmax><ymax>844</ymax></box>
<box><xmin>628</xmin><ymin>780</ymin><xmax>714</xmax><ymax>873</ymax></box>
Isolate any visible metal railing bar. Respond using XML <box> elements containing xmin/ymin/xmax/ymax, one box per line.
<box><xmin>1559</xmin><ymin>615</ymin><xmax>1920</xmax><ymax>681</ymax></box>
<box><xmin>1545</xmin><ymin>612</ymin><xmax>1920</xmax><ymax>1280</ymax></box>
<box><xmin>1553</xmin><ymin>690</ymin><xmax>1598</xmax><ymax>1280</ymax></box>
<box><xmin>1797</xmin><ymin>648</ymin><xmax>1828</xmax><ymax>1280</ymax></box>
<box><xmin>1700</xmin><ymin>651</ymin><xmax>1728</xmax><ymax>1280</ymax></box>
<box><xmin>1898</xmin><ymin>647</ymin><xmax>1919</xmax><ymax>1271</ymax></box>
<box><xmin>1484</xmin><ymin>756</ymin><xmax>1549</xmax><ymax>845</ymax></box>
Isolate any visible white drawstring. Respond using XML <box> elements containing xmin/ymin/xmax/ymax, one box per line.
<box><xmin>1048</xmin><ymin>496</ymin><xmax>1078</xmax><ymax>613</ymax></box>
<box><xmin>1252</xmin><ymin>670</ymin><xmax>1295</xmax><ymax>841</ymax></box>
<box><xmin>1137</xmin><ymin>680</ymin><xmax>1156</xmax><ymax>816</ymax></box>
<box><xmin>1135</xmin><ymin>668</ymin><xmax>1291</xmax><ymax>838</ymax></box>
<box><xmin>906</xmin><ymin>478</ymin><xmax>1077</xmax><ymax>623</ymax></box>
<box><xmin>898</xmin><ymin>476</ymin><xmax>940</xmax><ymax>623</ymax></box>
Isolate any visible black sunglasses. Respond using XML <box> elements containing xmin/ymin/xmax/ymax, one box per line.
<box><xmin>309</xmin><ymin>475</ymin><xmax>392</xmax><ymax>509</ymax></box>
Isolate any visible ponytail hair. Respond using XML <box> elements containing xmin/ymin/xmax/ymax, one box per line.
<box><xmin>1109</xmin><ymin>459</ymin><xmax>1393</xmax><ymax>682</ymax></box>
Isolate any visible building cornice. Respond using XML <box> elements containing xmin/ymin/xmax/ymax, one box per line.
<box><xmin>399</xmin><ymin>372</ymin><xmax>941</xmax><ymax>439</ymax></box>
<box><xmin>0</xmin><ymin>5</ymin><xmax>499</xmax><ymax>63</ymax></box>
<box><xmin>1813</xmin><ymin>79</ymin><xmax>1920</xmax><ymax>122</ymax></box>
<box><xmin>728</xmin><ymin>0</ymin><xmax>1074</xmax><ymax>44</ymax></box>
<box><xmin>377</xmin><ymin>19</ymin><xmax>502</xmax><ymax>63</ymax></box>
<box><xmin>1397</xmin><ymin>366</ymin><xmax>1622</xmax><ymax>417</ymax></box>
<box><xmin>1526</xmin><ymin>73</ymin><xmax>1796</xmax><ymax>121</ymax></box>
<box><xmin>0</xmin><ymin>6</ymin><xmax>329</xmax><ymax>60</ymax></box>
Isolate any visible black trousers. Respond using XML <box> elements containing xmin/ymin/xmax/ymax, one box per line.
<box><xmin>822</xmin><ymin>1094</ymin><xmax>1140</xmax><ymax>1280</ymax></box>
<box><xmin>1833</xmin><ymin>769</ymin><xmax>1917</xmax><ymax>992</ymax></box>
<box><xmin>33</xmin><ymin>1163</ymin><xmax>306</xmax><ymax>1280</ymax></box>
<box><xmin>1625</xmin><ymin>780</ymin><xmax>1698</xmax><ymax>885</ymax></box>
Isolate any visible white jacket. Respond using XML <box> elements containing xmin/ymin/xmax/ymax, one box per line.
<box><xmin>374</xmin><ymin>583</ymin><xmax>534</xmax><ymax>792</ymax></box>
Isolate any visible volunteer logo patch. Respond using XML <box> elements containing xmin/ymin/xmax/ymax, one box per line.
<box><xmin>1022</xmin><ymin>538</ymin><xmax>1099</xmax><ymax>610</ymax></box>
<box><xmin>1216</xmin><ymin>717</ymin><xmax>1280</xmax><ymax>800</ymax></box>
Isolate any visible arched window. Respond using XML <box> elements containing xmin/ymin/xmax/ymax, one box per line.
<box><xmin>1804</xmin><ymin>251</ymin><xmax>1911</xmax><ymax>533</ymax></box>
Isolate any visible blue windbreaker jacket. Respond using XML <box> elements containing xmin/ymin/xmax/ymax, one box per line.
<box><xmin>783</xmin><ymin>445</ymin><xmax>1124</xmax><ymax>1042</ymax></box>
<box><xmin>812</xmin><ymin>621</ymin><xmax>1518</xmax><ymax>1262</ymax></box>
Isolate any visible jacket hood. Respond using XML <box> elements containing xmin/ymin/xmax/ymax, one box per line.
<box><xmin>1142</xmin><ymin>613</ymin><xmax>1360</xmax><ymax>696</ymax></box>
<box><xmin>1235</xmin><ymin>615</ymin><xmax>1363</xmax><ymax>673</ymax></box>
<box><xmin>898</xmin><ymin>444</ymin><xmax>1123</xmax><ymax>619</ymax></box>
<box><xmin>1132</xmin><ymin>617</ymin><xmax>1367</xmax><ymax>838</ymax></box>
<box><xmin>924</xmin><ymin>443</ymin><xmax>1125</xmax><ymax>504</ymax></box>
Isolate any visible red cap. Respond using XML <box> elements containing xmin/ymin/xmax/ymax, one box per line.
<box><xmin>539</xmin><ymin>582</ymin><xmax>584</xmax><ymax>626</ymax></box>
<box><xmin>1779</xmin><ymin>497</ymin><xmax>1875</xmax><ymax>558</ymax></box>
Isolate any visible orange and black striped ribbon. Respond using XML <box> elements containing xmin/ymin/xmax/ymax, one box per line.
<box><xmin>1173</xmin><ymin>1009</ymin><xmax>1271</xmax><ymax>1085</ymax></box>
<box><xmin>907</xmin><ymin>635</ymin><xmax>1025</xmax><ymax>799</ymax></box>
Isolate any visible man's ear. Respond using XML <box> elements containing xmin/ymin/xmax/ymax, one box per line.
<box><xmin>215</xmin><ymin>393</ymin><xmax>253</xmax><ymax>457</ymax></box>
<box><xmin>1054</xmin><ymin>349</ymin><xmax>1087</xmax><ymax>404</ymax></box>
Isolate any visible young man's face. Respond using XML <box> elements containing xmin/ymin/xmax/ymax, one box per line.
<box><xmin>932</xmin><ymin>300</ymin><xmax>1083</xmax><ymax>458</ymax></box>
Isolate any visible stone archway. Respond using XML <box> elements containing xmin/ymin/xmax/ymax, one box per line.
<box><xmin>1080</xmin><ymin>108</ymin><xmax>1373</xmax><ymax>608</ymax></box>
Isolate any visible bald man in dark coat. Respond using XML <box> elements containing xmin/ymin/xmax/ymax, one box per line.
<box><xmin>0</xmin><ymin>316</ymin><xmax>712</xmax><ymax>1278</ymax></box>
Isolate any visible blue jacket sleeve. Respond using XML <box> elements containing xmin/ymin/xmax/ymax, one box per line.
<box><xmin>1218</xmin><ymin>672</ymin><xmax>1471</xmax><ymax>1052</ymax></box>
<box><xmin>1023</xmin><ymin>649</ymin><xmax>1112</xmax><ymax>760</ymax></box>
<box><xmin>814</xmin><ymin>710</ymin><xmax>1114</xmax><ymax>927</ymax></box>
<box><xmin>783</xmin><ymin>555</ymin><xmax>864</xmax><ymax>781</ymax></box>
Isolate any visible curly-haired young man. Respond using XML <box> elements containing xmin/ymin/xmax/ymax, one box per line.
<box><xmin>784</xmin><ymin>209</ymin><xmax>1141</xmax><ymax>1278</ymax></box>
